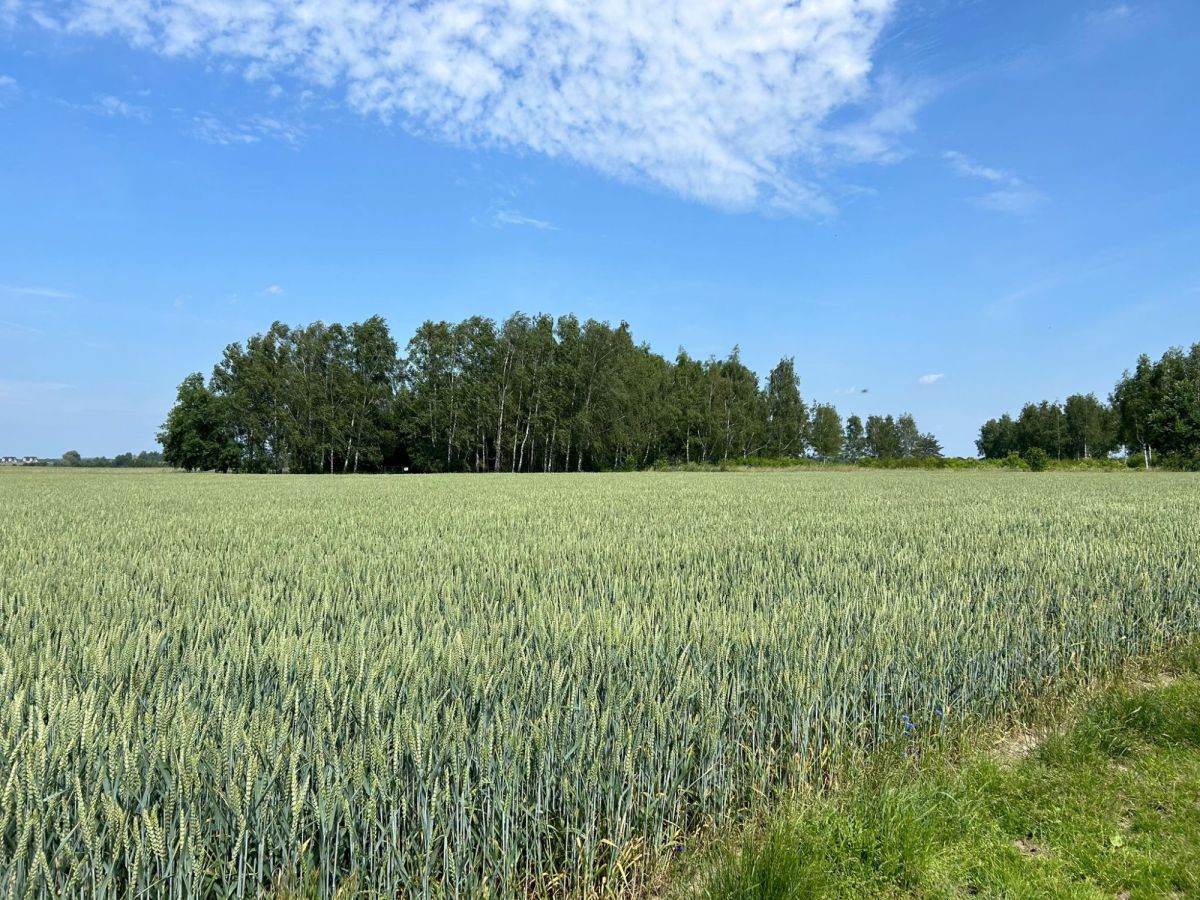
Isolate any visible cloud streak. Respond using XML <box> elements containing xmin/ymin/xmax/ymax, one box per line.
<box><xmin>0</xmin><ymin>283</ymin><xmax>74</xmax><ymax>299</ymax></box>
<box><xmin>492</xmin><ymin>208</ymin><xmax>558</xmax><ymax>231</ymax></box>
<box><xmin>943</xmin><ymin>150</ymin><xmax>1043</xmax><ymax>215</ymax></box>
<box><xmin>14</xmin><ymin>0</ymin><xmax>915</xmax><ymax>214</ymax></box>
<box><xmin>917</xmin><ymin>373</ymin><xmax>943</xmax><ymax>385</ymax></box>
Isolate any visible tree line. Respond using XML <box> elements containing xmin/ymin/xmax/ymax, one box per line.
<box><xmin>49</xmin><ymin>450</ymin><xmax>166</xmax><ymax>468</ymax></box>
<box><xmin>977</xmin><ymin>342</ymin><xmax>1200</xmax><ymax>469</ymax></box>
<box><xmin>160</xmin><ymin>313</ymin><xmax>942</xmax><ymax>473</ymax></box>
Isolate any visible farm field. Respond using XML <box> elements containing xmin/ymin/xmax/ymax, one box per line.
<box><xmin>0</xmin><ymin>468</ymin><xmax>1197</xmax><ymax>897</ymax></box>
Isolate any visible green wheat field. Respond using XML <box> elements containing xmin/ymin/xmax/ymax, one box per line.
<box><xmin>1</xmin><ymin>468</ymin><xmax>1197</xmax><ymax>897</ymax></box>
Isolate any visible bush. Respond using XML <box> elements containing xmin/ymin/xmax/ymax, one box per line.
<box><xmin>1159</xmin><ymin>451</ymin><xmax>1200</xmax><ymax>472</ymax></box>
<box><xmin>1022</xmin><ymin>447</ymin><xmax>1050</xmax><ymax>471</ymax></box>
<box><xmin>1001</xmin><ymin>452</ymin><xmax>1029</xmax><ymax>471</ymax></box>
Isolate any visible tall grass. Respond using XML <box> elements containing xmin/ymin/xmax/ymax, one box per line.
<box><xmin>0</xmin><ymin>468</ymin><xmax>1196</xmax><ymax>896</ymax></box>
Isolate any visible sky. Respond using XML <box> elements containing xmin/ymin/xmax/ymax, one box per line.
<box><xmin>1</xmin><ymin>0</ymin><xmax>1197</xmax><ymax>458</ymax></box>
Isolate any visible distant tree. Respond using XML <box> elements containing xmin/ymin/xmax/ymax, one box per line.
<box><xmin>914</xmin><ymin>432</ymin><xmax>944</xmax><ymax>458</ymax></box>
<box><xmin>763</xmin><ymin>357</ymin><xmax>808</xmax><ymax>457</ymax></box>
<box><xmin>977</xmin><ymin>414</ymin><xmax>1018</xmax><ymax>459</ymax></box>
<box><xmin>158</xmin><ymin>373</ymin><xmax>238</xmax><ymax>471</ymax></box>
<box><xmin>809</xmin><ymin>403</ymin><xmax>843</xmax><ymax>461</ymax></box>
<box><xmin>61</xmin><ymin>450</ymin><xmax>81</xmax><ymax>467</ymax></box>
<box><xmin>164</xmin><ymin>312</ymin><xmax>955</xmax><ymax>473</ymax></box>
<box><xmin>1063</xmin><ymin>393</ymin><xmax>1118</xmax><ymax>459</ymax></box>
<box><xmin>842</xmin><ymin>414</ymin><xmax>867</xmax><ymax>461</ymax></box>
<box><xmin>865</xmin><ymin>415</ymin><xmax>900</xmax><ymax>459</ymax></box>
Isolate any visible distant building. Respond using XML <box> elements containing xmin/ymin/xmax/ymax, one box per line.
<box><xmin>22</xmin><ymin>456</ymin><xmax>39</xmax><ymax>464</ymax></box>
<box><xmin>1</xmin><ymin>456</ymin><xmax>40</xmax><ymax>465</ymax></box>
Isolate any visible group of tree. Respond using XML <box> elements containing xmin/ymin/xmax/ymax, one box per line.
<box><xmin>160</xmin><ymin>312</ymin><xmax>942</xmax><ymax>473</ymax></box>
<box><xmin>976</xmin><ymin>342</ymin><xmax>1200</xmax><ymax>469</ymax></box>
<box><xmin>58</xmin><ymin>449</ymin><xmax>165</xmax><ymax>467</ymax></box>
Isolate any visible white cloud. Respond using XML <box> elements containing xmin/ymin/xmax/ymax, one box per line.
<box><xmin>189</xmin><ymin>112</ymin><xmax>304</xmax><ymax>146</ymax></box>
<box><xmin>917</xmin><ymin>373</ymin><xmax>943</xmax><ymax>385</ymax></box>
<box><xmin>88</xmin><ymin>93</ymin><xmax>150</xmax><ymax>120</ymax></box>
<box><xmin>943</xmin><ymin>150</ymin><xmax>1043</xmax><ymax>215</ymax></box>
<box><xmin>261</xmin><ymin>284</ymin><xmax>285</xmax><ymax>296</ymax></box>
<box><xmin>0</xmin><ymin>74</ymin><xmax>16</xmax><ymax>104</ymax></box>
<box><xmin>15</xmin><ymin>0</ymin><xmax>915</xmax><ymax>214</ymax></box>
<box><xmin>492</xmin><ymin>208</ymin><xmax>558</xmax><ymax>231</ymax></box>
<box><xmin>0</xmin><ymin>283</ymin><xmax>74</xmax><ymax>299</ymax></box>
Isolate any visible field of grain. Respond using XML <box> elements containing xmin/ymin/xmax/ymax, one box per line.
<box><xmin>0</xmin><ymin>468</ymin><xmax>1196</xmax><ymax>896</ymax></box>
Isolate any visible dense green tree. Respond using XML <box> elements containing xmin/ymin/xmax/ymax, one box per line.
<box><xmin>1063</xmin><ymin>393</ymin><xmax>1118</xmax><ymax>459</ymax></box>
<box><xmin>763</xmin><ymin>358</ymin><xmax>809</xmax><ymax>457</ymax></box>
<box><xmin>158</xmin><ymin>373</ymin><xmax>238</xmax><ymax>471</ymax></box>
<box><xmin>1017</xmin><ymin>401</ymin><xmax>1067</xmax><ymax>459</ymax></box>
<box><xmin>979</xmin><ymin>342</ymin><xmax>1199</xmax><ymax>468</ymax></box>
<box><xmin>842</xmin><ymin>414</ymin><xmax>867</xmax><ymax>461</ymax></box>
<box><xmin>865</xmin><ymin>415</ymin><xmax>900</xmax><ymax>459</ymax></box>
<box><xmin>164</xmin><ymin>312</ymin><xmax>947</xmax><ymax>473</ymax></box>
<box><xmin>976</xmin><ymin>414</ymin><xmax>1018</xmax><ymax>459</ymax></box>
<box><xmin>809</xmin><ymin>404</ymin><xmax>843</xmax><ymax>460</ymax></box>
<box><xmin>862</xmin><ymin>413</ymin><xmax>940</xmax><ymax>460</ymax></box>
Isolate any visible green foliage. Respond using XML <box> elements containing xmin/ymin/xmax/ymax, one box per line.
<box><xmin>863</xmin><ymin>413</ymin><xmax>941</xmax><ymax>461</ymax></box>
<box><xmin>808</xmin><ymin>404</ymin><xmax>843</xmax><ymax>461</ymax></box>
<box><xmin>164</xmin><ymin>311</ymin><xmax>940</xmax><ymax>473</ymax></box>
<box><xmin>841</xmin><ymin>414</ymin><xmax>867</xmax><ymax>462</ymax></box>
<box><xmin>56</xmin><ymin>448</ymin><xmax>164</xmax><ymax>468</ymax></box>
<box><xmin>158</xmin><ymin>372</ymin><xmax>239</xmax><ymax>471</ymax></box>
<box><xmin>763</xmin><ymin>357</ymin><xmax>809</xmax><ymax>458</ymax></box>
<box><xmin>684</xmin><ymin>639</ymin><xmax>1200</xmax><ymax>899</ymax></box>
<box><xmin>1002</xmin><ymin>451</ymin><xmax>1029</xmax><ymax>470</ymax></box>
<box><xmin>980</xmin><ymin>342</ymin><xmax>1200</xmax><ymax>467</ymax></box>
<box><xmin>2</xmin><ymin>469</ymin><xmax>1197</xmax><ymax>896</ymax></box>
<box><xmin>1023</xmin><ymin>446</ymin><xmax>1050</xmax><ymax>471</ymax></box>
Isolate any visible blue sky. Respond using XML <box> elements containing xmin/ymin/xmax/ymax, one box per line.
<box><xmin>1</xmin><ymin>0</ymin><xmax>1197</xmax><ymax>457</ymax></box>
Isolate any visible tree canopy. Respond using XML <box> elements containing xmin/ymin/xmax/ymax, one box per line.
<box><xmin>977</xmin><ymin>343</ymin><xmax>1200</xmax><ymax>469</ymax></box>
<box><xmin>160</xmin><ymin>312</ymin><xmax>942</xmax><ymax>473</ymax></box>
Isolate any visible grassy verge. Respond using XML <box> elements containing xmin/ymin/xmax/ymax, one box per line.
<box><xmin>674</xmin><ymin>639</ymin><xmax>1200</xmax><ymax>899</ymax></box>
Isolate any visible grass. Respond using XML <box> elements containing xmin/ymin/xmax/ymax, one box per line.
<box><xmin>680</xmin><ymin>639</ymin><xmax>1200</xmax><ymax>899</ymax></box>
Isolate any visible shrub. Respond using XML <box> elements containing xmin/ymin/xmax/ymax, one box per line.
<box><xmin>1023</xmin><ymin>447</ymin><xmax>1050</xmax><ymax>471</ymax></box>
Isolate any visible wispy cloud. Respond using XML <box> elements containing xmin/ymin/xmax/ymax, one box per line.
<box><xmin>16</xmin><ymin>0</ymin><xmax>921</xmax><ymax>215</ymax></box>
<box><xmin>87</xmin><ymin>93</ymin><xmax>150</xmax><ymax>121</ymax></box>
<box><xmin>492</xmin><ymin>208</ymin><xmax>558</xmax><ymax>231</ymax></box>
<box><xmin>1087</xmin><ymin>4</ymin><xmax>1135</xmax><ymax>26</ymax></box>
<box><xmin>261</xmin><ymin>285</ymin><xmax>285</xmax><ymax>296</ymax></box>
<box><xmin>0</xmin><ymin>319</ymin><xmax>42</xmax><ymax>335</ymax></box>
<box><xmin>943</xmin><ymin>150</ymin><xmax>1044</xmax><ymax>215</ymax></box>
<box><xmin>0</xmin><ymin>283</ymin><xmax>74</xmax><ymax>299</ymax></box>
<box><xmin>917</xmin><ymin>373</ymin><xmax>944</xmax><ymax>385</ymax></box>
<box><xmin>189</xmin><ymin>112</ymin><xmax>304</xmax><ymax>146</ymax></box>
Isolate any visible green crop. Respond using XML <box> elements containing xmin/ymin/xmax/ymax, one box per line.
<box><xmin>0</xmin><ymin>468</ymin><xmax>1196</xmax><ymax>896</ymax></box>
